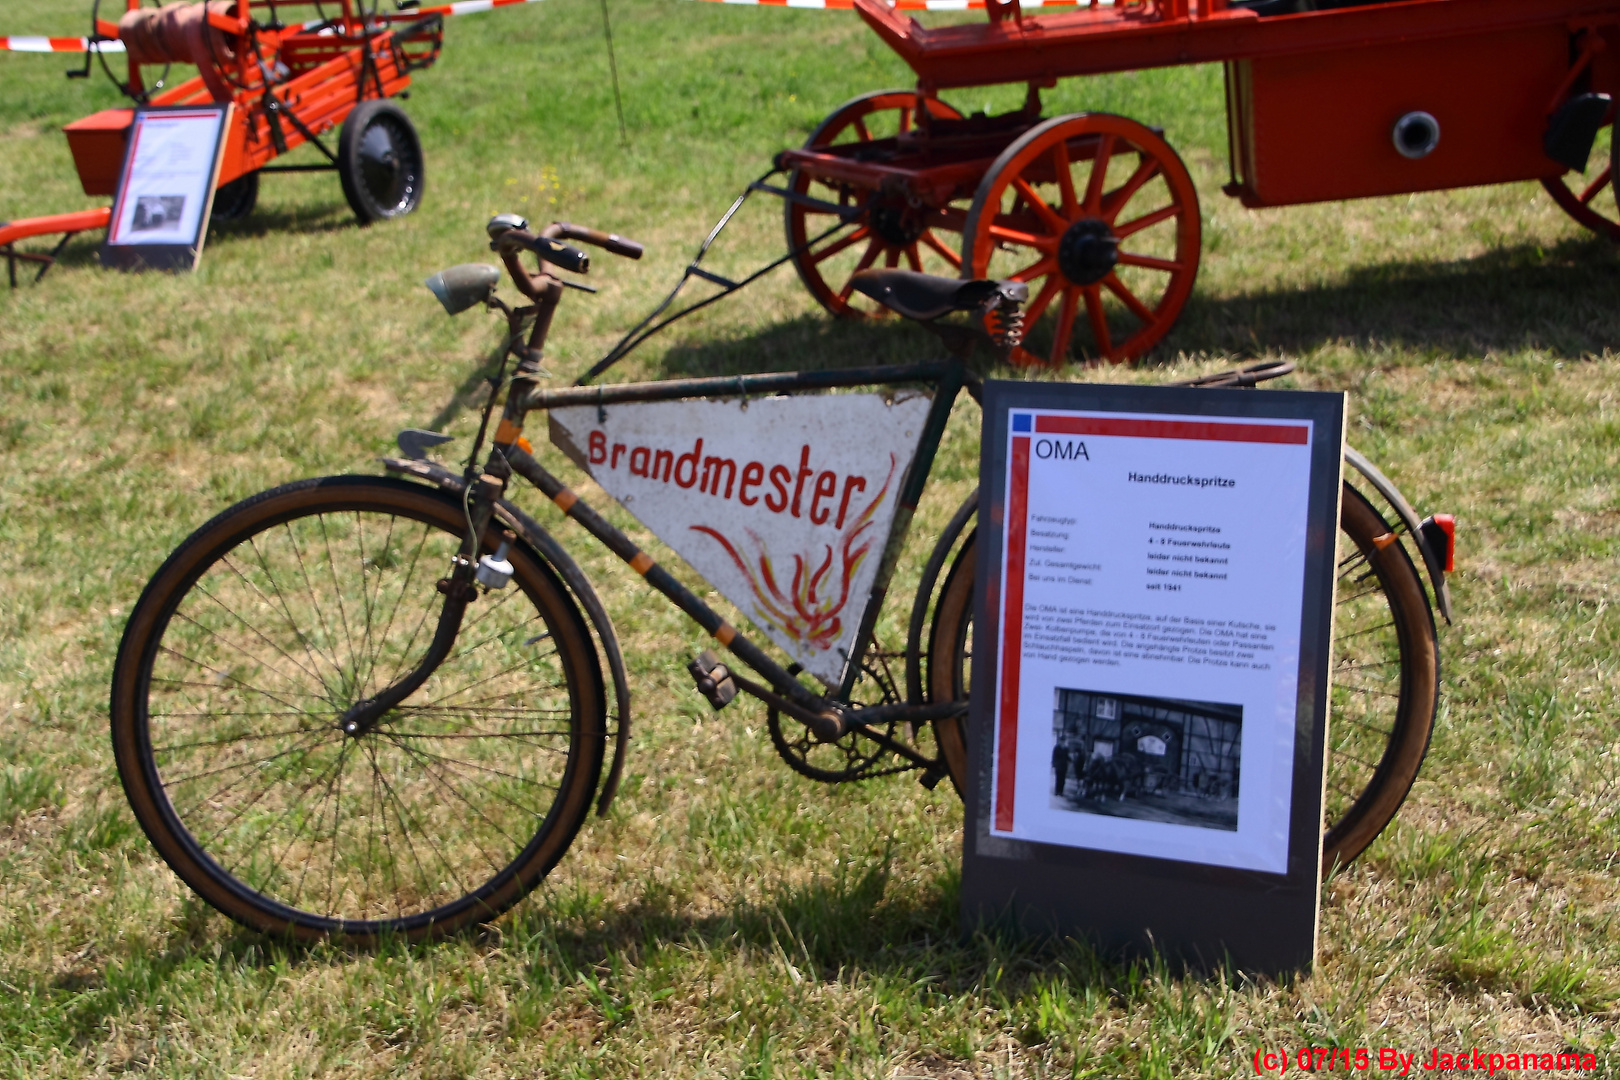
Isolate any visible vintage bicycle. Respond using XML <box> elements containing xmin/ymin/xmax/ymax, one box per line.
<box><xmin>109</xmin><ymin>216</ymin><xmax>1453</xmax><ymax>942</ymax></box>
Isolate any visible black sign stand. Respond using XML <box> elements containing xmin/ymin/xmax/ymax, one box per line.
<box><xmin>963</xmin><ymin>382</ymin><xmax>1346</xmax><ymax>976</ymax></box>
<box><xmin>101</xmin><ymin>104</ymin><xmax>232</xmax><ymax>273</ymax></box>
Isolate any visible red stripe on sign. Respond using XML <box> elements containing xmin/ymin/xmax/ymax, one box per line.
<box><xmin>107</xmin><ymin>119</ymin><xmax>147</xmax><ymax>245</ymax></box>
<box><xmin>1035</xmin><ymin>414</ymin><xmax>1308</xmax><ymax>445</ymax></box>
<box><xmin>994</xmin><ymin>435</ymin><xmax>1030</xmax><ymax>833</ymax></box>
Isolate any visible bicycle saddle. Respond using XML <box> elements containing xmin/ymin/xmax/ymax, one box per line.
<box><xmin>850</xmin><ymin>269</ymin><xmax>1027</xmax><ymax>321</ymax></box>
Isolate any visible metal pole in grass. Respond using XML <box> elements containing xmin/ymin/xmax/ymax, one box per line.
<box><xmin>599</xmin><ymin>0</ymin><xmax>629</xmax><ymax>145</ymax></box>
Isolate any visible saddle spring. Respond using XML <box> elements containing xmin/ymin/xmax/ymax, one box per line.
<box><xmin>985</xmin><ymin>302</ymin><xmax>1026</xmax><ymax>355</ymax></box>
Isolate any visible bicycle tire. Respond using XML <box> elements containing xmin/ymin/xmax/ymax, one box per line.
<box><xmin>924</xmin><ymin>481</ymin><xmax>1439</xmax><ymax>876</ymax></box>
<box><xmin>110</xmin><ymin>475</ymin><xmax>606</xmax><ymax>942</ymax></box>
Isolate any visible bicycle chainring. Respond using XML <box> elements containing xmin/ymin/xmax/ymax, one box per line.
<box><xmin>766</xmin><ymin>650</ymin><xmax>929</xmax><ymax>783</ymax></box>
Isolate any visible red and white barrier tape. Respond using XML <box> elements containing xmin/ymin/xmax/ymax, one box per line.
<box><xmin>0</xmin><ymin>36</ymin><xmax>124</xmax><ymax>53</ymax></box>
<box><xmin>399</xmin><ymin>0</ymin><xmax>549</xmax><ymax>16</ymax></box>
<box><xmin>0</xmin><ymin>0</ymin><xmax>549</xmax><ymax>54</ymax></box>
<box><xmin>693</xmin><ymin>0</ymin><xmax>1085</xmax><ymax>8</ymax></box>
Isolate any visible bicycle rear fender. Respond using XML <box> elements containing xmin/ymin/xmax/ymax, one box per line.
<box><xmin>382</xmin><ymin>456</ymin><xmax>634</xmax><ymax>817</ymax></box>
<box><xmin>1343</xmin><ymin>446</ymin><xmax>1453</xmax><ymax>625</ymax></box>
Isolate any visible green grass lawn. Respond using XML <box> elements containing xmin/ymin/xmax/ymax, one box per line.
<box><xmin>3</xmin><ymin>0</ymin><xmax>1620</xmax><ymax>1075</ymax></box>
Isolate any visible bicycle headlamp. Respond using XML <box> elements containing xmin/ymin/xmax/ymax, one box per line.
<box><xmin>424</xmin><ymin>263</ymin><xmax>500</xmax><ymax>315</ymax></box>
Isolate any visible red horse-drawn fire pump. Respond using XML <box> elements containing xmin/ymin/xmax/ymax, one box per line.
<box><xmin>766</xmin><ymin>0</ymin><xmax>1620</xmax><ymax>365</ymax></box>
<box><xmin>1</xmin><ymin>0</ymin><xmax>454</xmax><ymax>283</ymax></box>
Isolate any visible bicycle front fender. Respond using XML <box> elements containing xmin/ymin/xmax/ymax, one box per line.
<box><xmin>381</xmin><ymin>456</ymin><xmax>634</xmax><ymax>816</ymax></box>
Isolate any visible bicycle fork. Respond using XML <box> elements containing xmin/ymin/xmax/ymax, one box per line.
<box><xmin>338</xmin><ymin>459</ymin><xmax>512</xmax><ymax>738</ymax></box>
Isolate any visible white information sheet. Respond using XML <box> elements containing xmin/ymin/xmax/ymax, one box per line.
<box><xmin>106</xmin><ymin>106</ymin><xmax>229</xmax><ymax>262</ymax></box>
<box><xmin>990</xmin><ymin>409</ymin><xmax>1317</xmax><ymax>873</ymax></box>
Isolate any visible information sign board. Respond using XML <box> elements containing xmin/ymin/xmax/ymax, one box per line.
<box><xmin>962</xmin><ymin>381</ymin><xmax>1346</xmax><ymax>975</ymax></box>
<box><xmin>102</xmin><ymin>105</ymin><xmax>232</xmax><ymax>272</ymax></box>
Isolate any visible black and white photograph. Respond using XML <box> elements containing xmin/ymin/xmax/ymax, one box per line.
<box><xmin>131</xmin><ymin>195</ymin><xmax>187</xmax><ymax>233</ymax></box>
<box><xmin>1049</xmin><ymin>688</ymin><xmax>1242</xmax><ymax>831</ymax></box>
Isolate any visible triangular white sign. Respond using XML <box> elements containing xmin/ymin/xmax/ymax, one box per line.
<box><xmin>550</xmin><ymin>392</ymin><xmax>933</xmax><ymax>685</ymax></box>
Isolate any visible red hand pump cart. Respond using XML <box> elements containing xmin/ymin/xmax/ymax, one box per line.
<box><xmin>770</xmin><ymin>0</ymin><xmax>1620</xmax><ymax>365</ymax></box>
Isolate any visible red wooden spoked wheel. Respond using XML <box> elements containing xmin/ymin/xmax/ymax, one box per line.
<box><xmin>962</xmin><ymin>113</ymin><xmax>1201</xmax><ymax>366</ymax></box>
<box><xmin>785</xmin><ymin>90</ymin><xmax>965</xmax><ymax>317</ymax></box>
<box><xmin>1542</xmin><ymin>120</ymin><xmax>1620</xmax><ymax>242</ymax></box>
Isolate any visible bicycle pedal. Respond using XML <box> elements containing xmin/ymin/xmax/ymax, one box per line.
<box><xmin>918</xmin><ymin>765</ymin><xmax>948</xmax><ymax>791</ymax></box>
<box><xmin>687</xmin><ymin>650</ymin><xmax>738</xmax><ymax>711</ymax></box>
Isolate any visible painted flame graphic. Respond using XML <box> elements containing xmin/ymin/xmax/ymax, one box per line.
<box><xmin>691</xmin><ymin>455</ymin><xmax>897</xmax><ymax>652</ymax></box>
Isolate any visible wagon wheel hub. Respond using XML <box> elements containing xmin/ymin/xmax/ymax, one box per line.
<box><xmin>870</xmin><ymin>200</ymin><xmax>927</xmax><ymax>247</ymax></box>
<box><xmin>1056</xmin><ymin>218</ymin><xmax>1119</xmax><ymax>287</ymax></box>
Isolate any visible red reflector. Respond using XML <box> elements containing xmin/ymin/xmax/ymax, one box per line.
<box><xmin>1433</xmin><ymin>514</ymin><xmax>1455</xmax><ymax>573</ymax></box>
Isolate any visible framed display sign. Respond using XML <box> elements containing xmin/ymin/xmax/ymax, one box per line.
<box><xmin>962</xmin><ymin>381</ymin><xmax>1347</xmax><ymax>975</ymax></box>
<box><xmin>102</xmin><ymin>105</ymin><xmax>233</xmax><ymax>272</ymax></box>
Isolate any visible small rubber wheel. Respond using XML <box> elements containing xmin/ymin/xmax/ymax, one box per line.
<box><xmin>924</xmin><ymin>480</ymin><xmax>1440</xmax><ymax>877</ymax></box>
<box><xmin>211</xmin><ymin>170</ymin><xmax>259</xmax><ymax>222</ymax></box>
<box><xmin>338</xmin><ymin>101</ymin><xmax>425</xmax><ymax>225</ymax></box>
<box><xmin>110</xmin><ymin>475</ymin><xmax>606</xmax><ymax>942</ymax></box>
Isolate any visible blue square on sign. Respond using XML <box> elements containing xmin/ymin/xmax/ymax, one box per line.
<box><xmin>1012</xmin><ymin>413</ymin><xmax>1032</xmax><ymax>432</ymax></box>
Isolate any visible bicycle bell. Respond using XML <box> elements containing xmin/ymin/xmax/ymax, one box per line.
<box><xmin>486</xmin><ymin>213</ymin><xmax>529</xmax><ymax>240</ymax></box>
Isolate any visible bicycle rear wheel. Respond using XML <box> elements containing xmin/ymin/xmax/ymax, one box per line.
<box><xmin>924</xmin><ymin>480</ymin><xmax>1438</xmax><ymax>875</ymax></box>
<box><xmin>110</xmin><ymin>476</ymin><xmax>606</xmax><ymax>942</ymax></box>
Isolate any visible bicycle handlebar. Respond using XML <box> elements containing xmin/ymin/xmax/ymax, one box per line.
<box><xmin>509</xmin><ymin>231</ymin><xmax>591</xmax><ymax>275</ymax></box>
<box><xmin>551</xmin><ymin>222</ymin><xmax>645</xmax><ymax>261</ymax></box>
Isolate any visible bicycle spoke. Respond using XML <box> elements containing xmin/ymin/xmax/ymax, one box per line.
<box><xmin>175</xmin><ymin>729</ymin><xmax>334</xmax><ymax>841</ymax></box>
<box><xmin>350</xmin><ymin>512</ymin><xmax>378</xmax><ymax>699</ymax></box>
<box><xmin>283</xmin><ymin>520</ymin><xmax>344</xmax><ymax>686</ymax></box>
<box><xmin>221</xmin><ymin>550</ymin><xmax>340</xmax><ymax>697</ymax></box>
<box><xmin>187</xmin><ymin>579</ymin><xmax>334</xmax><ymax>696</ymax></box>
<box><xmin>381</xmin><ymin>732</ymin><xmax>528</xmax><ymax>858</ymax></box>
<box><xmin>150</xmin><ymin>720</ymin><xmax>324</xmax><ymax>753</ymax></box>
<box><xmin>361</xmin><ymin>739</ymin><xmax>401</xmax><ymax>921</ymax></box>
<box><xmin>155</xmin><ymin>645</ymin><xmax>326</xmax><ymax>717</ymax></box>
<box><xmin>1335</xmin><ymin>681</ymin><xmax>1400</xmax><ymax>701</ymax></box>
<box><xmin>223</xmin><ymin>739</ymin><xmax>351</xmax><ymax>883</ymax></box>
<box><xmin>378</xmin><ymin>738</ymin><xmax>561</xmax><ymax>797</ymax></box>
<box><xmin>317</xmin><ymin>514</ymin><xmax>358</xmax><ymax>677</ymax></box>
<box><xmin>417</xmin><ymin>652</ymin><xmax>568</xmax><ymax>711</ymax></box>
<box><xmin>371</xmin><ymin>748</ymin><xmax>467</xmax><ymax>908</ymax></box>
<box><xmin>1336</xmin><ymin>619</ymin><xmax>1396</xmax><ymax>643</ymax></box>
<box><xmin>290</xmin><ymin>740</ymin><xmax>354</xmax><ymax>911</ymax></box>
<box><xmin>359</xmin><ymin>518</ymin><xmax>434</xmax><ymax>697</ymax></box>
<box><xmin>167</xmin><ymin>609</ymin><xmax>322</xmax><ymax>708</ymax></box>
<box><xmin>382</xmin><ymin>725</ymin><xmax>573</xmax><ymax>754</ymax></box>
<box><xmin>249</xmin><ymin>532</ymin><xmax>343</xmax><ymax>683</ymax></box>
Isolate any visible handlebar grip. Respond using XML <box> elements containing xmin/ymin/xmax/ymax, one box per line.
<box><xmin>523</xmin><ymin>234</ymin><xmax>590</xmax><ymax>274</ymax></box>
<box><xmin>554</xmin><ymin>222</ymin><xmax>645</xmax><ymax>260</ymax></box>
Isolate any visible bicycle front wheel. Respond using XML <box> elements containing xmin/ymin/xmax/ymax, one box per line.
<box><xmin>924</xmin><ymin>480</ymin><xmax>1439</xmax><ymax>876</ymax></box>
<box><xmin>111</xmin><ymin>476</ymin><xmax>606</xmax><ymax>942</ymax></box>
